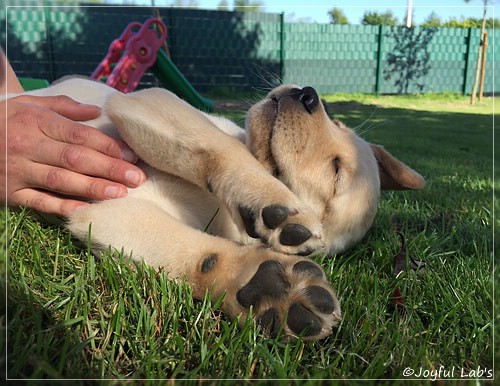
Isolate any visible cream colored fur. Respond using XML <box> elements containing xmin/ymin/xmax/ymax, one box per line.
<box><xmin>21</xmin><ymin>78</ymin><xmax>425</xmax><ymax>340</ymax></box>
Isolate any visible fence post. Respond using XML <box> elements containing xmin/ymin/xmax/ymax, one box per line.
<box><xmin>280</xmin><ymin>12</ymin><xmax>285</xmax><ymax>83</ymax></box>
<box><xmin>375</xmin><ymin>24</ymin><xmax>384</xmax><ymax>95</ymax></box>
<box><xmin>42</xmin><ymin>6</ymin><xmax>55</xmax><ymax>82</ymax></box>
<box><xmin>463</xmin><ymin>27</ymin><xmax>473</xmax><ymax>96</ymax></box>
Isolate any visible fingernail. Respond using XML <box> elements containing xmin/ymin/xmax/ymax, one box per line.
<box><xmin>125</xmin><ymin>169</ymin><xmax>146</xmax><ymax>187</ymax></box>
<box><xmin>104</xmin><ymin>185</ymin><xmax>127</xmax><ymax>199</ymax></box>
<box><xmin>121</xmin><ymin>148</ymin><xmax>139</xmax><ymax>163</ymax></box>
<box><xmin>79</xmin><ymin>102</ymin><xmax>100</xmax><ymax>109</ymax></box>
<box><xmin>79</xmin><ymin>103</ymin><xmax>101</xmax><ymax>112</ymax></box>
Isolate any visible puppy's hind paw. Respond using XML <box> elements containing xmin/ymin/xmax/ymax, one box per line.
<box><xmin>230</xmin><ymin>251</ymin><xmax>341</xmax><ymax>341</ymax></box>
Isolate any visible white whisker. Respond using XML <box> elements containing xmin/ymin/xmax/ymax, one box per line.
<box><xmin>352</xmin><ymin>107</ymin><xmax>380</xmax><ymax>135</ymax></box>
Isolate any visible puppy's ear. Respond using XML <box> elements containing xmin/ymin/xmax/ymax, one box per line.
<box><xmin>370</xmin><ymin>144</ymin><xmax>425</xmax><ymax>190</ymax></box>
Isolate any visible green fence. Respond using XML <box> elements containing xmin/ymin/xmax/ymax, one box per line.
<box><xmin>2</xmin><ymin>5</ymin><xmax>498</xmax><ymax>95</ymax></box>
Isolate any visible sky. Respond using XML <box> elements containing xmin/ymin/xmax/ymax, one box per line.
<box><xmin>189</xmin><ymin>0</ymin><xmax>498</xmax><ymax>25</ymax></box>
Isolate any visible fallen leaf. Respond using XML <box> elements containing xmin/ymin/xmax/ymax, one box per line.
<box><xmin>392</xmin><ymin>287</ymin><xmax>406</xmax><ymax>315</ymax></box>
<box><xmin>393</xmin><ymin>231</ymin><xmax>429</xmax><ymax>277</ymax></box>
<box><xmin>390</xmin><ymin>231</ymin><xmax>431</xmax><ymax>316</ymax></box>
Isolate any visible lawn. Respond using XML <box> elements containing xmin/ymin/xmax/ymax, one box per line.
<box><xmin>2</xmin><ymin>93</ymin><xmax>495</xmax><ymax>383</ymax></box>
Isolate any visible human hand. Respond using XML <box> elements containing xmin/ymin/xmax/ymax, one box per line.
<box><xmin>2</xmin><ymin>94</ymin><xmax>147</xmax><ymax>217</ymax></box>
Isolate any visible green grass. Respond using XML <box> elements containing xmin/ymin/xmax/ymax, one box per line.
<box><xmin>2</xmin><ymin>93</ymin><xmax>494</xmax><ymax>383</ymax></box>
<box><xmin>323</xmin><ymin>92</ymin><xmax>497</xmax><ymax>115</ymax></box>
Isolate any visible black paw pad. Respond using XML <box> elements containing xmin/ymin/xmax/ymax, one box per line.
<box><xmin>287</xmin><ymin>303</ymin><xmax>322</xmax><ymax>337</ymax></box>
<box><xmin>262</xmin><ymin>205</ymin><xmax>289</xmax><ymax>229</ymax></box>
<box><xmin>258</xmin><ymin>307</ymin><xmax>281</xmax><ymax>338</ymax></box>
<box><xmin>201</xmin><ymin>254</ymin><xmax>217</xmax><ymax>273</ymax></box>
<box><xmin>303</xmin><ymin>286</ymin><xmax>336</xmax><ymax>314</ymax></box>
<box><xmin>293</xmin><ymin>261</ymin><xmax>324</xmax><ymax>279</ymax></box>
<box><xmin>297</xmin><ymin>248</ymin><xmax>316</xmax><ymax>256</ymax></box>
<box><xmin>279</xmin><ymin>224</ymin><xmax>312</xmax><ymax>246</ymax></box>
<box><xmin>239</xmin><ymin>205</ymin><xmax>259</xmax><ymax>239</ymax></box>
<box><xmin>237</xmin><ymin>260</ymin><xmax>290</xmax><ymax>308</ymax></box>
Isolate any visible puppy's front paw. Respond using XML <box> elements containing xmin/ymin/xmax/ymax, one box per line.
<box><xmin>227</xmin><ymin>250</ymin><xmax>341</xmax><ymax>341</ymax></box>
<box><xmin>238</xmin><ymin>203</ymin><xmax>324</xmax><ymax>256</ymax></box>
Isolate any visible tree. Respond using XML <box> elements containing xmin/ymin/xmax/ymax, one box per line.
<box><xmin>442</xmin><ymin>16</ymin><xmax>480</xmax><ymax>28</ymax></box>
<box><xmin>466</xmin><ymin>0</ymin><xmax>490</xmax><ymax>104</ymax></box>
<box><xmin>487</xmin><ymin>18</ymin><xmax>500</xmax><ymax>28</ymax></box>
<box><xmin>361</xmin><ymin>10</ymin><xmax>398</xmax><ymax>26</ymax></box>
<box><xmin>441</xmin><ymin>16</ymin><xmax>499</xmax><ymax>29</ymax></box>
<box><xmin>171</xmin><ymin>0</ymin><xmax>199</xmax><ymax>7</ymax></box>
<box><xmin>328</xmin><ymin>7</ymin><xmax>349</xmax><ymax>25</ymax></box>
<box><xmin>233</xmin><ymin>0</ymin><xmax>264</xmax><ymax>12</ymax></box>
<box><xmin>471</xmin><ymin>17</ymin><xmax>500</xmax><ymax>28</ymax></box>
<box><xmin>217</xmin><ymin>0</ymin><xmax>230</xmax><ymax>10</ymax></box>
<box><xmin>421</xmin><ymin>12</ymin><xmax>442</xmax><ymax>27</ymax></box>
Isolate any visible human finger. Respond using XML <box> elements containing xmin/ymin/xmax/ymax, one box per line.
<box><xmin>13</xmin><ymin>94</ymin><xmax>101</xmax><ymax>121</ymax></box>
<box><xmin>15</xmin><ymin>99</ymin><xmax>138</xmax><ymax>163</ymax></box>
<box><xmin>33</xmin><ymin>138</ymin><xmax>146</xmax><ymax>188</ymax></box>
<box><xmin>23</xmin><ymin>162</ymin><xmax>129</xmax><ymax>201</ymax></box>
<box><xmin>9</xmin><ymin>188</ymin><xmax>90</xmax><ymax>217</ymax></box>
<box><xmin>40</xmin><ymin>119</ymin><xmax>139</xmax><ymax>164</ymax></box>
<box><xmin>9</xmin><ymin>96</ymin><xmax>139</xmax><ymax>164</ymax></box>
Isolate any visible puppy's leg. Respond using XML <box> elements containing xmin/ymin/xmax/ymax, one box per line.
<box><xmin>105</xmin><ymin>89</ymin><xmax>324</xmax><ymax>256</ymax></box>
<box><xmin>68</xmin><ymin>199</ymin><xmax>341</xmax><ymax>341</ymax></box>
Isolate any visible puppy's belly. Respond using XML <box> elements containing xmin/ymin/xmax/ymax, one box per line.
<box><xmin>129</xmin><ymin>168</ymin><xmax>244</xmax><ymax>241</ymax></box>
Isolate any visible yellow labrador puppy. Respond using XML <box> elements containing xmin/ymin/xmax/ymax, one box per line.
<box><xmin>25</xmin><ymin>78</ymin><xmax>425</xmax><ymax>341</ymax></box>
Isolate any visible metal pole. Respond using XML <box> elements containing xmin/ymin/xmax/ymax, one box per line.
<box><xmin>375</xmin><ymin>24</ymin><xmax>384</xmax><ymax>95</ymax></box>
<box><xmin>463</xmin><ymin>27</ymin><xmax>473</xmax><ymax>96</ymax></box>
<box><xmin>406</xmin><ymin>0</ymin><xmax>413</xmax><ymax>28</ymax></box>
<box><xmin>280</xmin><ymin>12</ymin><xmax>285</xmax><ymax>83</ymax></box>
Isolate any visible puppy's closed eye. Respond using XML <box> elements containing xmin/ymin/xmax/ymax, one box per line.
<box><xmin>332</xmin><ymin>157</ymin><xmax>341</xmax><ymax>175</ymax></box>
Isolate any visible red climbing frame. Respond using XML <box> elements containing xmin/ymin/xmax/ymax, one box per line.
<box><xmin>91</xmin><ymin>18</ymin><xmax>167</xmax><ymax>93</ymax></box>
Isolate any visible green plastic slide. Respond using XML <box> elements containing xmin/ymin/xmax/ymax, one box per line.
<box><xmin>151</xmin><ymin>49</ymin><xmax>214</xmax><ymax>112</ymax></box>
<box><xmin>19</xmin><ymin>77</ymin><xmax>50</xmax><ymax>91</ymax></box>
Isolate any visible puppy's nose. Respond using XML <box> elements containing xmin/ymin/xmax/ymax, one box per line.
<box><xmin>291</xmin><ymin>86</ymin><xmax>319</xmax><ymax>114</ymax></box>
